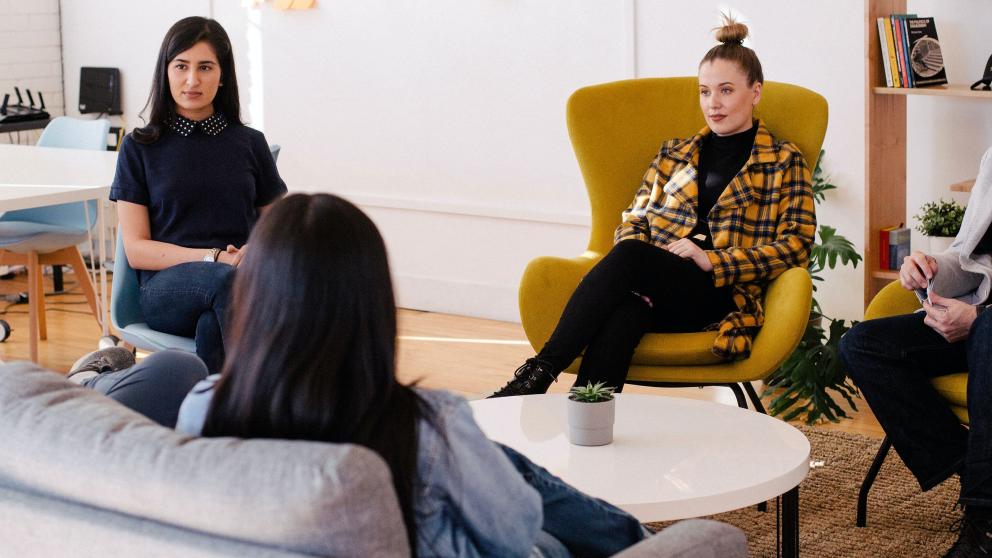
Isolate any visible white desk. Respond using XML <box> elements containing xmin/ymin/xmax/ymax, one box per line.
<box><xmin>0</xmin><ymin>144</ymin><xmax>119</xmax><ymax>360</ymax></box>
<box><xmin>470</xmin><ymin>394</ymin><xmax>809</xmax><ymax>557</ymax></box>
<box><xmin>0</xmin><ymin>143</ymin><xmax>118</xmax><ymax>187</ymax></box>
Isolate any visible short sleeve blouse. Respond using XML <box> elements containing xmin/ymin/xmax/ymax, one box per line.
<box><xmin>109</xmin><ymin>114</ymin><xmax>287</xmax><ymax>283</ymax></box>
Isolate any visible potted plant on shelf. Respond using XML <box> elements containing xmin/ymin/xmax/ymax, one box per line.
<box><xmin>914</xmin><ymin>199</ymin><xmax>966</xmax><ymax>254</ymax></box>
<box><xmin>764</xmin><ymin>150</ymin><xmax>863</xmax><ymax>424</ymax></box>
<box><xmin>567</xmin><ymin>381</ymin><xmax>616</xmax><ymax>446</ymax></box>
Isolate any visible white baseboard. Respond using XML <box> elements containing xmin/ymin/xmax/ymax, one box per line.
<box><xmin>395</xmin><ymin>273</ymin><xmax>521</xmax><ymax>323</ymax></box>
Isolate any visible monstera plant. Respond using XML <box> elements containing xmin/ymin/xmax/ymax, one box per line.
<box><xmin>764</xmin><ymin>150</ymin><xmax>863</xmax><ymax>424</ymax></box>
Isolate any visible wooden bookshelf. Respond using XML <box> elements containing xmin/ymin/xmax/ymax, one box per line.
<box><xmin>950</xmin><ymin>179</ymin><xmax>976</xmax><ymax>192</ymax></box>
<box><xmin>863</xmin><ymin>0</ymin><xmax>991</xmax><ymax>307</ymax></box>
<box><xmin>873</xmin><ymin>84</ymin><xmax>992</xmax><ymax>98</ymax></box>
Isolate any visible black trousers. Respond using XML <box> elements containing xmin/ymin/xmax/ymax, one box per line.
<box><xmin>537</xmin><ymin>239</ymin><xmax>735</xmax><ymax>390</ymax></box>
<box><xmin>840</xmin><ymin>310</ymin><xmax>992</xmax><ymax>505</ymax></box>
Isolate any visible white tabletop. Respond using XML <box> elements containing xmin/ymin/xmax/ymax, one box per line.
<box><xmin>0</xmin><ymin>143</ymin><xmax>118</xmax><ymax>187</ymax></box>
<box><xmin>469</xmin><ymin>393</ymin><xmax>809</xmax><ymax>522</ymax></box>
<box><xmin>0</xmin><ymin>185</ymin><xmax>111</xmax><ymax>212</ymax></box>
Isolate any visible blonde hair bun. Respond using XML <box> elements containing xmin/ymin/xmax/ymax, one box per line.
<box><xmin>714</xmin><ymin>14</ymin><xmax>749</xmax><ymax>45</ymax></box>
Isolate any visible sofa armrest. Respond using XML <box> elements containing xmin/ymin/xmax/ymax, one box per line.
<box><xmin>612</xmin><ymin>520</ymin><xmax>747</xmax><ymax>558</ymax></box>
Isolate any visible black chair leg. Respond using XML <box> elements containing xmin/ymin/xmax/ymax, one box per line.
<box><xmin>857</xmin><ymin>436</ymin><xmax>892</xmax><ymax>527</ymax></box>
<box><xmin>727</xmin><ymin>383</ymin><xmax>748</xmax><ymax>409</ymax></box>
<box><xmin>743</xmin><ymin>382</ymin><xmax>767</xmax><ymax>415</ymax></box>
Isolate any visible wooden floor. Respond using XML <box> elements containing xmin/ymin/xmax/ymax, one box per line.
<box><xmin>0</xmin><ymin>268</ymin><xmax>885</xmax><ymax>438</ymax></box>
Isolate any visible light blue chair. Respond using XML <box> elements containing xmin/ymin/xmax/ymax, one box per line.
<box><xmin>269</xmin><ymin>144</ymin><xmax>281</xmax><ymax>162</ymax></box>
<box><xmin>0</xmin><ymin>116</ymin><xmax>110</xmax><ymax>361</ymax></box>
<box><xmin>108</xmin><ymin>143</ymin><xmax>282</xmax><ymax>354</ymax></box>
<box><xmin>110</xmin><ymin>234</ymin><xmax>195</xmax><ymax>353</ymax></box>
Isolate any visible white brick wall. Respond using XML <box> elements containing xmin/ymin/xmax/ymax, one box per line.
<box><xmin>0</xmin><ymin>0</ymin><xmax>64</xmax><ymax>145</ymax></box>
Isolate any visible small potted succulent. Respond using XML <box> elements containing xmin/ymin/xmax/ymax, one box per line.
<box><xmin>914</xmin><ymin>199</ymin><xmax>966</xmax><ymax>254</ymax></box>
<box><xmin>567</xmin><ymin>381</ymin><xmax>616</xmax><ymax>446</ymax></box>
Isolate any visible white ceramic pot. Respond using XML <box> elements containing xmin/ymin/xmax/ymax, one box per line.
<box><xmin>927</xmin><ymin>235</ymin><xmax>955</xmax><ymax>255</ymax></box>
<box><xmin>566</xmin><ymin>397</ymin><xmax>615</xmax><ymax>446</ymax></box>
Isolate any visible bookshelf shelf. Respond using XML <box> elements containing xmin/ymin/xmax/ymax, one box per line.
<box><xmin>864</xmin><ymin>0</ymin><xmax>992</xmax><ymax>307</ymax></box>
<box><xmin>873</xmin><ymin>84</ymin><xmax>992</xmax><ymax>98</ymax></box>
<box><xmin>871</xmin><ymin>270</ymin><xmax>900</xmax><ymax>282</ymax></box>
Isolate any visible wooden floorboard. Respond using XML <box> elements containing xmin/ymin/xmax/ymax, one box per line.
<box><xmin>0</xmin><ymin>268</ymin><xmax>884</xmax><ymax>438</ymax></box>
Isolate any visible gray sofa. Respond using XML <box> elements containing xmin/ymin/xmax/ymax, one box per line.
<box><xmin>0</xmin><ymin>362</ymin><xmax>746</xmax><ymax>557</ymax></box>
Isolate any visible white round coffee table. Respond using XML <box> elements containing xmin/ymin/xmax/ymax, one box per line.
<box><xmin>470</xmin><ymin>393</ymin><xmax>809</xmax><ymax>556</ymax></box>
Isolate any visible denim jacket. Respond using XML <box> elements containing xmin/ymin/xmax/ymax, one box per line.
<box><xmin>176</xmin><ymin>378</ymin><xmax>543</xmax><ymax>557</ymax></box>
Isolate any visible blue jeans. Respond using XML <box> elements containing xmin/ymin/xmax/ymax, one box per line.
<box><xmin>85</xmin><ymin>350</ymin><xmax>209</xmax><ymax>428</ymax></box>
<box><xmin>140</xmin><ymin>262</ymin><xmax>234</xmax><ymax>373</ymax></box>
<box><xmin>500</xmin><ymin>445</ymin><xmax>645</xmax><ymax>558</ymax></box>
<box><xmin>839</xmin><ymin>309</ymin><xmax>992</xmax><ymax>506</ymax></box>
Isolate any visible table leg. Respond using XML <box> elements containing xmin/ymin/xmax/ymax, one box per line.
<box><xmin>97</xmin><ymin>199</ymin><xmax>109</xmax><ymax>337</ymax></box>
<box><xmin>27</xmin><ymin>251</ymin><xmax>39</xmax><ymax>362</ymax></box>
<box><xmin>780</xmin><ymin>486</ymin><xmax>800</xmax><ymax>557</ymax></box>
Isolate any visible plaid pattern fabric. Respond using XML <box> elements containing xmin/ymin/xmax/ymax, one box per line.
<box><xmin>615</xmin><ymin>120</ymin><xmax>816</xmax><ymax>359</ymax></box>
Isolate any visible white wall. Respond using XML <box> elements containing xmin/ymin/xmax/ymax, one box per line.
<box><xmin>0</xmin><ymin>0</ymin><xmax>64</xmax><ymax>145</ymax></box>
<box><xmin>59</xmin><ymin>0</ymin><xmax>210</xmax><ymax>131</ymax></box>
<box><xmin>52</xmin><ymin>1</ymin><xmax>992</xmax><ymax>324</ymax></box>
<box><xmin>213</xmin><ymin>1</ymin><xmax>627</xmax><ymax>321</ymax></box>
<box><xmin>906</xmin><ymin>0</ymin><xmax>992</xmax><ymax>252</ymax></box>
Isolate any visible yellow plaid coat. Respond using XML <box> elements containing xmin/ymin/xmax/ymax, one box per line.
<box><xmin>615</xmin><ymin>120</ymin><xmax>816</xmax><ymax>360</ymax></box>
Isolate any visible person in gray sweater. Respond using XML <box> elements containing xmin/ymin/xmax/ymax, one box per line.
<box><xmin>840</xmin><ymin>146</ymin><xmax>992</xmax><ymax>558</ymax></box>
<box><xmin>71</xmin><ymin>193</ymin><xmax>747</xmax><ymax>558</ymax></box>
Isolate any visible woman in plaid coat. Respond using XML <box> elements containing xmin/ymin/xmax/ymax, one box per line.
<box><xmin>491</xmin><ymin>16</ymin><xmax>816</xmax><ymax>398</ymax></box>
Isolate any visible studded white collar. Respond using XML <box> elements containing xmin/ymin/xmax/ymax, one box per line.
<box><xmin>168</xmin><ymin>112</ymin><xmax>228</xmax><ymax>137</ymax></box>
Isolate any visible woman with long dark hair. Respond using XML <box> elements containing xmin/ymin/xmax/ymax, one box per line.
<box><xmin>70</xmin><ymin>193</ymin><xmax>745</xmax><ymax>557</ymax></box>
<box><xmin>108</xmin><ymin>16</ymin><xmax>286</xmax><ymax>372</ymax></box>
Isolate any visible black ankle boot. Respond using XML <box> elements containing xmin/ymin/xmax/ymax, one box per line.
<box><xmin>944</xmin><ymin>512</ymin><xmax>992</xmax><ymax>557</ymax></box>
<box><xmin>489</xmin><ymin>358</ymin><xmax>558</xmax><ymax>398</ymax></box>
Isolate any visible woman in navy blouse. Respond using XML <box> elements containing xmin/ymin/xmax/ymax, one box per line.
<box><xmin>110</xmin><ymin>17</ymin><xmax>286</xmax><ymax>371</ymax></box>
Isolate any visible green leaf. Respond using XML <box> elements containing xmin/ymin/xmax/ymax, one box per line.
<box><xmin>914</xmin><ymin>199</ymin><xmax>966</xmax><ymax>237</ymax></box>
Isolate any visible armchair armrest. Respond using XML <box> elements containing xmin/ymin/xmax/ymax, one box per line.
<box><xmin>865</xmin><ymin>280</ymin><xmax>921</xmax><ymax>321</ymax></box>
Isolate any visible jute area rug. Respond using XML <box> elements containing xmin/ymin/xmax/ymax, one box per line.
<box><xmin>646</xmin><ymin>427</ymin><xmax>960</xmax><ymax>558</ymax></box>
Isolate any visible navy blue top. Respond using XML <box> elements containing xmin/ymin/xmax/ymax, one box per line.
<box><xmin>109</xmin><ymin>115</ymin><xmax>287</xmax><ymax>284</ymax></box>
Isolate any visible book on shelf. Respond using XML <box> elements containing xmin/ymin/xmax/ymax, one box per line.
<box><xmin>876</xmin><ymin>17</ymin><xmax>897</xmax><ymax>87</ymax></box>
<box><xmin>889</xmin><ymin>227</ymin><xmax>911</xmax><ymax>270</ymax></box>
<box><xmin>884</xmin><ymin>17</ymin><xmax>901</xmax><ymax>87</ymax></box>
<box><xmin>906</xmin><ymin>17</ymin><xmax>947</xmax><ymax>87</ymax></box>
<box><xmin>879</xmin><ymin>225</ymin><xmax>898</xmax><ymax>269</ymax></box>
<box><xmin>893</xmin><ymin>14</ymin><xmax>915</xmax><ymax>87</ymax></box>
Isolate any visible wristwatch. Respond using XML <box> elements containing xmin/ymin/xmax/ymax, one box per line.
<box><xmin>202</xmin><ymin>248</ymin><xmax>222</xmax><ymax>263</ymax></box>
<box><xmin>978</xmin><ymin>304</ymin><xmax>989</xmax><ymax>317</ymax></box>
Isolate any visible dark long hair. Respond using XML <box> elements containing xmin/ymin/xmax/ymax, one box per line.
<box><xmin>201</xmin><ymin>194</ymin><xmax>422</xmax><ymax>551</ymax></box>
<box><xmin>132</xmin><ymin>17</ymin><xmax>243</xmax><ymax>144</ymax></box>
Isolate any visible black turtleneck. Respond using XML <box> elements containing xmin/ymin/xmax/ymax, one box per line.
<box><xmin>689</xmin><ymin>125</ymin><xmax>758</xmax><ymax>248</ymax></box>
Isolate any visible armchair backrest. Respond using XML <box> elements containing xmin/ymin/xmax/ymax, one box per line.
<box><xmin>566</xmin><ymin>77</ymin><xmax>828</xmax><ymax>255</ymax></box>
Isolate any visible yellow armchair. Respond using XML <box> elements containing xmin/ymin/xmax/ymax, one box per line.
<box><xmin>856</xmin><ymin>280</ymin><xmax>968</xmax><ymax>526</ymax></box>
<box><xmin>519</xmin><ymin>77</ymin><xmax>827</xmax><ymax>409</ymax></box>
